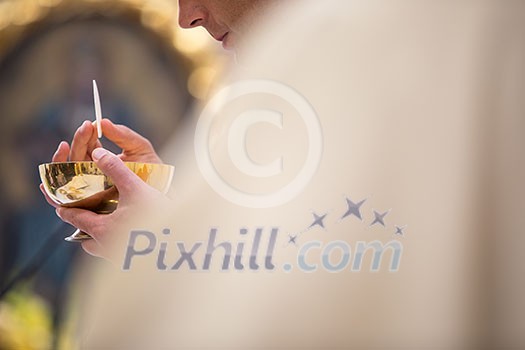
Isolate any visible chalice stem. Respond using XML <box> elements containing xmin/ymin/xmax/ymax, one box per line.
<box><xmin>65</xmin><ymin>229</ymin><xmax>92</xmax><ymax>242</ymax></box>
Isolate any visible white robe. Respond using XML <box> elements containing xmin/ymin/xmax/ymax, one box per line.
<box><xmin>77</xmin><ymin>1</ymin><xmax>525</xmax><ymax>348</ymax></box>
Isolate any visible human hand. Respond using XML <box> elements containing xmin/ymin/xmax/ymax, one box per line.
<box><xmin>41</xmin><ymin>148</ymin><xmax>169</xmax><ymax>260</ymax></box>
<box><xmin>52</xmin><ymin>119</ymin><xmax>162</xmax><ymax>164</ymax></box>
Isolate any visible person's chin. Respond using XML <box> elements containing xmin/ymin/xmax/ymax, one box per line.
<box><xmin>221</xmin><ymin>32</ymin><xmax>235</xmax><ymax>50</ymax></box>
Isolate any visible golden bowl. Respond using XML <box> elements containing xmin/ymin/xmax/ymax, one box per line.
<box><xmin>39</xmin><ymin>161</ymin><xmax>174</xmax><ymax>242</ymax></box>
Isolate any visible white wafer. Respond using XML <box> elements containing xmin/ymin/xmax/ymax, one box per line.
<box><xmin>93</xmin><ymin>80</ymin><xmax>103</xmax><ymax>139</ymax></box>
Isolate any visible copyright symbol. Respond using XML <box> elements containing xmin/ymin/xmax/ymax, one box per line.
<box><xmin>194</xmin><ymin>79</ymin><xmax>322</xmax><ymax>208</ymax></box>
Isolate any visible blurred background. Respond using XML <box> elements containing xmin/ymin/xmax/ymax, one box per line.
<box><xmin>0</xmin><ymin>0</ymin><xmax>226</xmax><ymax>348</ymax></box>
<box><xmin>1</xmin><ymin>1</ymin><xmax>523</xmax><ymax>350</ymax></box>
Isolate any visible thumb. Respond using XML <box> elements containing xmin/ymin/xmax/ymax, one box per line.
<box><xmin>92</xmin><ymin>148</ymin><xmax>143</xmax><ymax>195</ymax></box>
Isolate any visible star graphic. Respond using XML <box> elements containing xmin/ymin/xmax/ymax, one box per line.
<box><xmin>309</xmin><ymin>212</ymin><xmax>327</xmax><ymax>229</ymax></box>
<box><xmin>394</xmin><ymin>225</ymin><xmax>406</xmax><ymax>236</ymax></box>
<box><xmin>288</xmin><ymin>234</ymin><xmax>298</xmax><ymax>245</ymax></box>
<box><xmin>370</xmin><ymin>210</ymin><xmax>389</xmax><ymax>227</ymax></box>
<box><xmin>341</xmin><ymin>197</ymin><xmax>366</xmax><ymax>220</ymax></box>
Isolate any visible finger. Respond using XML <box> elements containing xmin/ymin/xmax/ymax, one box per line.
<box><xmin>101</xmin><ymin>119</ymin><xmax>153</xmax><ymax>152</ymax></box>
<box><xmin>81</xmin><ymin>239</ymin><xmax>105</xmax><ymax>258</ymax></box>
<box><xmin>91</xmin><ymin>148</ymin><xmax>144</xmax><ymax>196</ymax></box>
<box><xmin>87</xmin><ymin>122</ymin><xmax>103</xmax><ymax>156</ymax></box>
<box><xmin>52</xmin><ymin>141</ymin><xmax>70</xmax><ymax>162</ymax></box>
<box><xmin>39</xmin><ymin>184</ymin><xmax>60</xmax><ymax>208</ymax></box>
<box><xmin>56</xmin><ymin>207</ymin><xmax>104</xmax><ymax>239</ymax></box>
<box><xmin>70</xmin><ymin>120</ymin><xmax>95</xmax><ymax>161</ymax></box>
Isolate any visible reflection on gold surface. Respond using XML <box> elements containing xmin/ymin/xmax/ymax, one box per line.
<box><xmin>39</xmin><ymin>161</ymin><xmax>173</xmax><ymax>208</ymax></box>
<box><xmin>56</xmin><ymin>174</ymin><xmax>104</xmax><ymax>202</ymax></box>
<box><xmin>39</xmin><ymin>161</ymin><xmax>174</xmax><ymax>241</ymax></box>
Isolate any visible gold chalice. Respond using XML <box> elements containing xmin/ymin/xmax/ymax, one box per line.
<box><xmin>39</xmin><ymin>161</ymin><xmax>174</xmax><ymax>242</ymax></box>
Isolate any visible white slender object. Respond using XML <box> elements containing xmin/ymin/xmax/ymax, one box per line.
<box><xmin>93</xmin><ymin>80</ymin><xmax>103</xmax><ymax>139</ymax></box>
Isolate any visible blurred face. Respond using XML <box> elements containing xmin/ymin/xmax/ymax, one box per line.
<box><xmin>178</xmin><ymin>0</ymin><xmax>271</xmax><ymax>50</ymax></box>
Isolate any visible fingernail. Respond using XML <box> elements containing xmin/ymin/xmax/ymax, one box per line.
<box><xmin>92</xmin><ymin>148</ymin><xmax>108</xmax><ymax>161</ymax></box>
<box><xmin>55</xmin><ymin>208</ymin><xmax>62</xmax><ymax>218</ymax></box>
